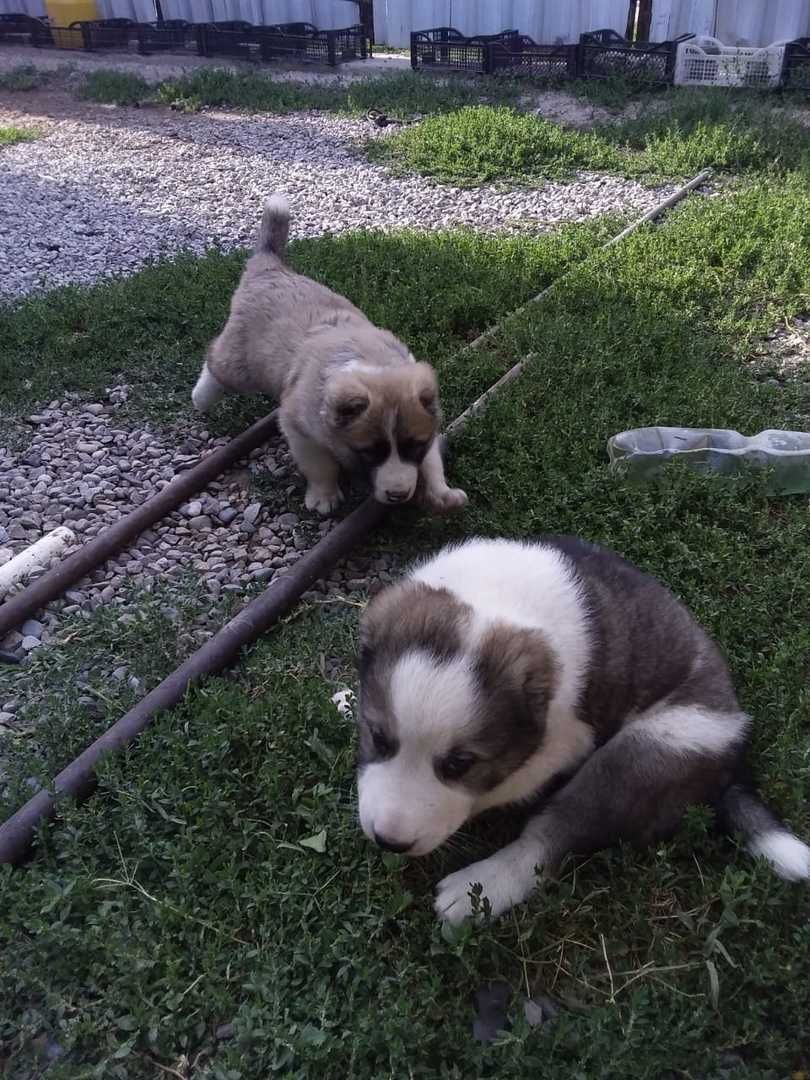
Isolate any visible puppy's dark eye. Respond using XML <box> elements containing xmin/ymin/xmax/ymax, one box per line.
<box><xmin>438</xmin><ymin>751</ymin><xmax>476</xmax><ymax>782</ymax></box>
<box><xmin>369</xmin><ymin>725</ymin><xmax>396</xmax><ymax>759</ymax></box>
<box><xmin>355</xmin><ymin>440</ymin><xmax>390</xmax><ymax>468</ymax></box>
<box><xmin>398</xmin><ymin>438</ymin><xmax>430</xmax><ymax>464</ymax></box>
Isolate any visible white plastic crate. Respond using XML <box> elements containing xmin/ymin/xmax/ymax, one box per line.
<box><xmin>674</xmin><ymin>36</ymin><xmax>786</xmax><ymax>88</ymax></box>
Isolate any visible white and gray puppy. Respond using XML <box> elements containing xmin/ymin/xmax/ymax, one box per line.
<box><xmin>192</xmin><ymin>195</ymin><xmax>467</xmax><ymax>516</ymax></box>
<box><xmin>356</xmin><ymin>536</ymin><xmax>810</xmax><ymax>924</ymax></box>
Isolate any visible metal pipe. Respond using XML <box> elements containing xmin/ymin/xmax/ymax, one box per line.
<box><xmin>457</xmin><ymin>169</ymin><xmax>713</xmax><ymax>362</ymax></box>
<box><xmin>0</xmin><ymin>167</ymin><xmax>714</xmax><ymax>864</ymax></box>
<box><xmin>0</xmin><ymin>496</ymin><xmax>387</xmax><ymax>866</ymax></box>
<box><xmin>0</xmin><ymin>411</ymin><xmax>280</xmax><ymax>640</ymax></box>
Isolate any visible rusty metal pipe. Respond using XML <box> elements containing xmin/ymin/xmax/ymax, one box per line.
<box><xmin>0</xmin><ymin>411</ymin><xmax>280</xmax><ymax>640</ymax></box>
<box><xmin>0</xmin><ymin>496</ymin><xmax>387</xmax><ymax>865</ymax></box>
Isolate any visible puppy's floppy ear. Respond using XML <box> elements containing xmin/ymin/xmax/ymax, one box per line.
<box><xmin>412</xmin><ymin>362</ymin><xmax>440</xmax><ymax>417</ymax></box>
<box><xmin>325</xmin><ymin>372</ymin><xmax>370</xmax><ymax>429</ymax></box>
<box><xmin>474</xmin><ymin>624</ymin><xmax>557</xmax><ymax>723</ymax></box>
<box><xmin>360</xmin><ymin>582</ymin><xmax>470</xmax><ymax>670</ymax></box>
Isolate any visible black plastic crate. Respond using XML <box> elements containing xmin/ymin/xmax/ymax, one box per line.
<box><xmin>782</xmin><ymin>37</ymin><xmax>810</xmax><ymax>90</ymax></box>
<box><xmin>195</xmin><ymin>20</ymin><xmax>256</xmax><ymax>61</ymax></box>
<box><xmin>254</xmin><ymin>22</ymin><xmax>368</xmax><ymax>65</ymax></box>
<box><xmin>331</xmin><ymin>23</ymin><xmax>370</xmax><ymax>62</ymax></box>
<box><xmin>411</xmin><ymin>26</ymin><xmax>518</xmax><ymax>74</ymax></box>
<box><xmin>0</xmin><ymin>12</ymin><xmax>47</xmax><ymax>43</ymax></box>
<box><xmin>137</xmin><ymin>19</ymin><xmax>192</xmax><ymax>55</ymax></box>
<box><xmin>578</xmin><ymin>27</ymin><xmax>687</xmax><ymax>83</ymax></box>
<box><xmin>73</xmin><ymin>17</ymin><xmax>137</xmax><ymax>51</ymax></box>
<box><xmin>489</xmin><ymin>36</ymin><xmax>578</xmax><ymax>79</ymax></box>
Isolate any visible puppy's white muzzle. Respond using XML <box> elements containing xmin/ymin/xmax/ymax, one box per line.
<box><xmin>373</xmin><ymin>457</ymin><xmax>418</xmax><ymax>505</ymax></box>
<box><xmin>358</xmin><ymin>761</ymin><xmax>473</xmax><ymax>857</ymax></box>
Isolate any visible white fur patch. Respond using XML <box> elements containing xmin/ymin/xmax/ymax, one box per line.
<box><xmin>389</xmin><ymin>651</ymin><xmax>477</xmax><ymax>743</ymax></box>
<box><xmin>749</xmin><ymin>829</ymin><xmax>810</xmax><ymax>881</ymax></box>
<box><xmin>340</xmin><ymin>359</ymin><xmax>380</xmax><ymax>375</ymax></box>
<box><xmin>633</xmin><ymin>706</ymin><xmax>749</xmax><ymax>756</ymax></box>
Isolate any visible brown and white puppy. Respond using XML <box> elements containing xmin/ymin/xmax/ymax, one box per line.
<box><xmin>192</xmin><ymin>195</ymin><xmax>467</xmax><ymax>516</ymax></box>
<box><xmin>356</xmin><ymin>536</ymin><xmax>810</xmax><ymax>924</ymax></box>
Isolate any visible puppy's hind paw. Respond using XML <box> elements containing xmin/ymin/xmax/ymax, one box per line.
<box><xmin>191</xmin><ymin>367</ymin><xmax>226</xmax><ymax>413</ymax></box>
<box><xmin>425</xmin><ymin>486</ymin><xmax>468</xmax><ymax>515</ymax></box>
<box><xmin>305</xmin><ymin>486</ymin><xmax>344</xmax><ymax>516</ymax></box>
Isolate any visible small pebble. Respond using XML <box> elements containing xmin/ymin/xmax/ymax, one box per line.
<box><xmin>243</xmin><ymin>502</ymin><xmax>262</xmax><ymax>525</ymax></box>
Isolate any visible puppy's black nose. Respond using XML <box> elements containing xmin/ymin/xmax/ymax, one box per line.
<box><xmin>385</xmin><ymin>490</ymin><xmax>409</xmax><ymax>504</ymax></box>
<box><xmin>373</xmin><ymin>831</ymin><xmax>412</xmax><ymax>854</ymax></box>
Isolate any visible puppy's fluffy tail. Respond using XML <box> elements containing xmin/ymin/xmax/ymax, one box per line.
<box><xmin>719</xmin><ymin>784</ymin><xmax>810</xmax><ymax>881</ymax></box>
<box><xmin>257</xmin><ymin>194</ymin><xmax>290</xmax><ymax>258</ymax></box>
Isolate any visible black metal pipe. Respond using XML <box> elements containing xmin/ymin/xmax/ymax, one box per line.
<box><xmin>0</xmin><ymin>496</ymin><xmax>387</xmax><ymax>865</ymax></box>
<box><xmin>0</xmin><ymin>412</ymin><xmax>280</xmax><ymax>640</ymax></box>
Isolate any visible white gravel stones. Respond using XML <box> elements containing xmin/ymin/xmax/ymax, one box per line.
<box><xmin>0</xmin><ymin>389</ymin><xmax>399</xmax><ymax>665</ymax></box>
<box><xmin>0</xmin><ymin>100</ymin><xmax>676</xmax><ymax>301</ymax></box>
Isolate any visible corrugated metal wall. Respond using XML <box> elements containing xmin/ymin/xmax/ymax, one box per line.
<box><xmin>375</xmin><ymin>0</ymin><xmax>633</xmax><ymax>47</ymax></box>
<box><xmin>650</xmin><ymin>0</ymin><xmax>810</xmax><ymax>46</ymax></box>
<box><xmin>158</xmin><ymin>0</ymin><xmax>354</xmax><ymax>28</ymax></box>
<box><xmin>0</xmin><ymin>0</ymin><xmax>46</xmax><ymax>12</ymax></box>
<box><xmin>0</xmin><ymin>0</ymin><xmax>357</xmax><ymax>25</ymax></box>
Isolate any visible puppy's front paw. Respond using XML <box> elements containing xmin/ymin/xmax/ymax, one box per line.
<box><xmin>425</xmin><ymin>485</ymin><xmax>468</xmax><ymax>515</ymax></box>
<box><xmin>434</xmin><ymin>851</ymin><xmax>539</xmax><ymax>925</ymax></box>
<box><xmin>305</xmin><ymin>486</ymin><xmax>344</xmax><ymax>516</ymax></box>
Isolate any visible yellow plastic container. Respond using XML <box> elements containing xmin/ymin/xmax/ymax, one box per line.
<box><xmin>46</xmin><ymin>0</ymin><xmax>99</xmax><ymax>48</ymax></box>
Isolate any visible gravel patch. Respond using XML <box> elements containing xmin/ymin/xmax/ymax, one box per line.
<box><xmin>0</xmin><ymin>100</ymin><xmax>676</xmax><ymax>301</ymax></box>
<box><xmin>0</xmin><ymin>47</ymin><xmax>409</xmax><ymax>85</ymax></box>
<box><xmin>0</xmin><ymin>389</ymin><xmax>400</xmax><ymax>675</ymax></box>
<box><xmin>746</xmin><ymin>315</ymin><xmax>810</xmax><ymax>397</ymax></box>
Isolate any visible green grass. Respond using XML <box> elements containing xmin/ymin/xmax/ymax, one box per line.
<box><xmin>78</xmin><ymin>69</ymin><xmax>153</xmax><ymax>107</ymax></box>
<box><xmin>367</xmin><ymin>105</ymin><xmax>625</xmax><ymax>183</ymax></box>
<box><xmin>601</xmin><ymin>88</ymin><xmax>810</xmax><ymax>179</ymax></box>
<box><xmin>73</xmin><ymin>67</ymin><xmax>517</xmax><ymax>117</ymax></box>
<box><xmin>0</xmin><ymin>124</ymin><xmax>37</xmax><ymax>146</ymax></box>
<box><xmin>371</xmin><ymin>93</ymin><xmax>810</xmax><ymax>185</ymax></box>
<box><xmin>2</xmin><ymin>177</ymin><xmax>810</xmax><ymax>1077</ymax></box>
<box><xmin>0</xmin><ymin>223</ymin><xmax>613</xmax><ymax>435</ymax></box>
<box><xmin>0</xmin><ymin>64</ymin><xmax>52</xmax><ymax>92</ymax></box>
